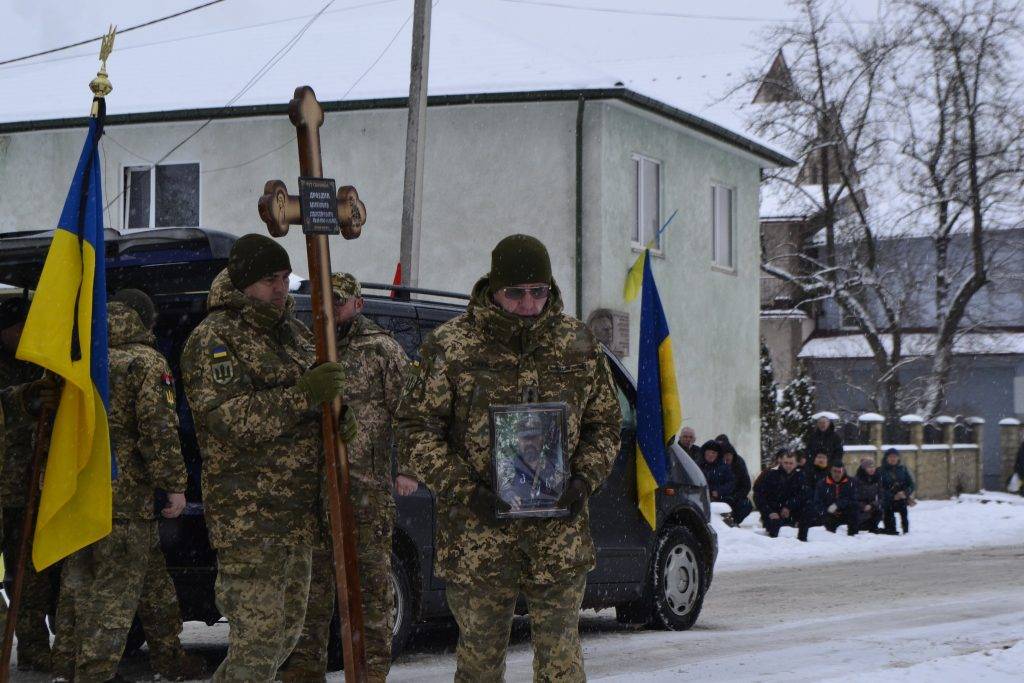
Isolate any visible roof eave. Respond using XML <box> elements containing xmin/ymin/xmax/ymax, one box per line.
<box><xmin>0</xmin><ymin>87</ymin><xmax>796</xmax><ymax>167</ymax></box>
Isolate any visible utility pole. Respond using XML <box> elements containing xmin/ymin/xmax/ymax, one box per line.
<box><xmin>398</xmin><ymin>0</ymin><xmax>431</xmax><ymax>289</ymax></box>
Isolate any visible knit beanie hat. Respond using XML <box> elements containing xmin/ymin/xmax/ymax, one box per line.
<box><xmin>489</xmin><ymin>234</ymin><xmax>552</xmax><ymax>291</ymax></box>
<box><xmin>228</xmin><ymin>234</ymin><xmax>291</xmax><ymax>290</ymax></box>
<box><xmin>111</xmin><ymin>288</ymin><xmax>157</xmax><ymax>329</ymax></box>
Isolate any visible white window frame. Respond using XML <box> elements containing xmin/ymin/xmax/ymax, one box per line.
<box><xmin>122</xmin><ymin>162</ymin><xmax>201</xmax><ymax>230</ymax></box>
<box><xmin>711</xmin><ymin>182</ymin><xmax>736</xmax><ymax>272</ymax></box>
<box><xmin>631</xmin><ymin>153</ymin><xmax>664</xmax><ymax>256</ymax></box>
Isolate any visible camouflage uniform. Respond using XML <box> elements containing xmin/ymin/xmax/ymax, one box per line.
<box><xmin>0</xmin><ymin>346</ymin><xmax>53</xmax><ymax>669</ymax></box>
<box><xmin>286</xmin><ymin>273</ymin><xmax>408</xmax><ymax>683</ymax></box>
<box><xmin>397</xmin><ymin>277</ymin><xmax>621</xmax><ymax>682</ymax></box>
<box><xmin>181</xmin><ymin>269</ymin><xmax>323</xmax><ymax>683</ymax></box>
<box><xmin>49</xmin><ymin>302</ymin><xmax>189</xmax><ymax>682</ymax></box>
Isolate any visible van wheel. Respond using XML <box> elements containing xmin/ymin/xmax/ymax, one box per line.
<box><xmin>390</xmin><ymin>552</ymin><xmax>413</xmax><ymax>660</ymax></box>
<box><xmin>326</xmin><ymin>552</ymin><xmax>415</xmax><ymax>668</ymax></box>
<box><xmin>651</xmin><ymin>526</ymin><xmax>707</xmax><ymax>630</ymax></box>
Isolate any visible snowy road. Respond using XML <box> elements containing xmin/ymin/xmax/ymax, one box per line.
<box><xmin>386</xmin><ymin>545</ymin><xmax>1024</xmax><ymax>682</ymax></box>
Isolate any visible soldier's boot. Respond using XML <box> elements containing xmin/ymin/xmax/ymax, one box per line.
<box><xmin>279</xmin><ymin>666</ymin><xmax>326</xmax><ymax>683</ymax></box>
<box><xmin>17</xmin><ymin>647</ymin><xmax>52</xmax><ymax>672</ymax></box>
<box><xmin>150</xmin><ymin>647</ymin><xmax>207</xmax><ymax>681</ymax></box>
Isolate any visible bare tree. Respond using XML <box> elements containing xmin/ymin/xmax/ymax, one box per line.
<box><xmin>749</xmin><ymin>0</ymin><xmax>1024</xmax><ymax>426</ymax></box>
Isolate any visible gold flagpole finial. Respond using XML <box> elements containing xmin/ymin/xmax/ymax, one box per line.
<box><xmin>89</xmin><ymin>25</ymin><xmax>116</xmax><ymax>111</ymax></box>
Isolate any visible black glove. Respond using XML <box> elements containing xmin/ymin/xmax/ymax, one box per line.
<box><xmin>25</xmin><ymin>375</ymin><xmax>62</xmax><ymax>416</ymax></box>
<box><xmin>557</xmin><ymin>476</ymin><xmax>591</xmax><ymax>520</ymax></box>
<box><xmin>468</xmin><ymin>484</ymin><xmax>510</xmax><ymax>527</ymax></box>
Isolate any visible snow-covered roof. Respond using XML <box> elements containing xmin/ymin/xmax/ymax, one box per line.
<box><xmin>0</xmin><ymin>0</ymin><xmax>796</xmax><ymax>165</ymax></box>
<box><xmin>799</xmin><ymin>332</ymin><xmax>1024</xmax><ymax>359</ymax></box>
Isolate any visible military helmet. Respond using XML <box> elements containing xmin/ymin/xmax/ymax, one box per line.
<box><xmin>517</xmin><ymin>413</ymin><xmax>543</xmax><ymax>437</ymax></box>
<box><xmin>330</xmin><ymin>272</ymin><xmax>361</xmax><ymax>300</ymax></box>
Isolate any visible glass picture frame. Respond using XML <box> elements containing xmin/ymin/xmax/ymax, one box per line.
<box><xmin>489</xmin><ymin>402</ymin><xmax>570</xmax><ymax>519</ymax></box>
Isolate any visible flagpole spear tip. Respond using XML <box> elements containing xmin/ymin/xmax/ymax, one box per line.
<box><xmin>89</xmin><ymin>25</ymin><xmax>116</xmax><ymax>116</ymax></box>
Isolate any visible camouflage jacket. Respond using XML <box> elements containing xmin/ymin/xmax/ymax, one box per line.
<box><xmin>397</xmin><ymin>277</ymin><xmax>622</xmax><ymax>584</ymax></box>
<box><xmin>0</xmin><ymin>347</ymin><xmax>42</xmax><ymax>507</ymax></box>
<box><xmin>181</xmin><ymin>269</ymin><xmax>321</xmax><ymax>549</ymax></box>
<box><xmin>107</xmin><ymin>302</ymin><xmax>188</xmax><ymax>520</ymax></box>
<box><xmin>336</xmin><ymin>314</ymin><xmax>407</xmax><ymax>498</ymax></box>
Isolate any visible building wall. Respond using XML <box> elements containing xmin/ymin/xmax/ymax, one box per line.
<box><xmin>583</xmin><ymin>101</ymin><xmax>765</xmax><ymax>467</ymax></box>
<box><xmin>804</xmin><ymin>354</ymin><xmax>1024</xmax><ymax>489</ymax></box>
<box><xmin>0</xmin><ymin>98</ymin><xmax>769</xmax><ymax>469</ymax></box>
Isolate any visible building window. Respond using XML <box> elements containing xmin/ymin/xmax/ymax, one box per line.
<box><xmin>123</xmin><ymin>163</ymin><xmax>200</xmax><ymax>229</ymax></box>
<box><xmin>712</xmin><ymin>184</ymin><xmax>734</xmax><ymax>269</ymax></box>
<box><xmin>631</xmin><ymin>154</ymin><xmax>661</xmax><ymax>251</ymax></box>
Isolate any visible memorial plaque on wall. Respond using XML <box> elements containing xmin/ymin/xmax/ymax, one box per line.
<box><xmin>587</xmin><ymin>308</ymin><xmax>630</xmax><ymax>359</ymax></box>
<box><xmin>298</xmin><ymin>176</ymin><xmax>340</xmax><ymax>235</ymax></box>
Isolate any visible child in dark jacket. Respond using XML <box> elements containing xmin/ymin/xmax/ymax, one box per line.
<box><xmin>881</xmin><ymin>448</ymin><xmax>915</xmax><ymax>534</ymax></box>
<box><xmin>815</xmin><ymin>462</ymin><xmax>859</xmax><ymax>536</ymax></box>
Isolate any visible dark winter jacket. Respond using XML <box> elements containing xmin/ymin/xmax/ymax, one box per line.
<box><xmin>699</xmin><ymin>457</ymin><xmax>735</xmax><ymax>501</ymax></box>
<box><xmin>806</xmin><ymin>424</ymin><xmax>844</xmax><ymax>460</ymax></box>
<box><xmin>880</xmin><ymin>460</ymin><xmax>916</xmax><ymax>505</ymax></box>
<box><xmin>803</xmin><ymin>463</ymin><xmax>830</xmax><ymax>499</ymax></box>
<box><xmin>1015</xmin><ymin>442</ymin><xmax>1024</xmax><ymax>478</ymax></box>
<box><xmin>815</xmin><ymin>474</ymin><xmax>858</xmax><ymax>514</ymax></box>
<box><xmin>754</xmin><ymin>467</ymin><xmax>805</xmax><ymax>515</ymax></box>
<box><xmin>854</xmin><ymin>467</ymin><xmax>881</xmax><ymax>510</ymax></box>
<box><xmin>726</xmin><ymin>453</ymin><xmax>752</xmax><ymax>502</ymax></box>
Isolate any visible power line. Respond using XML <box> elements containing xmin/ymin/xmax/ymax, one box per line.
<box><xmin>0</xmin><ymin>0</ymin><xmax>229</xmax><ymax>67</ymax></box>
<box><xmin>198</xmin><ymin>0</ymin><xmax>421</xmax><ymax>175</ymax></box>
<box><xmin>103</xmin><ymin>0</ymin><xmax>338</xmax><ymax>212</ymax></box>
<box><xmin>496</xmin><ymin>0</ymin><xmax>875</xmax><ymax>24</ymax></box>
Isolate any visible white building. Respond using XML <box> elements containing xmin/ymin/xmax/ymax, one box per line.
<box><xmin>0</xmin><ymin>0</ymin><xmax>794</xmax><ymax>464</ymax></box>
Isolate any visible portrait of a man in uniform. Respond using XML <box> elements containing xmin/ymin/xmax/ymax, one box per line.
<box><xmin>493</xmin><ymin>407</ymin><xmax>568</xmax><ymax>517</ymax></box>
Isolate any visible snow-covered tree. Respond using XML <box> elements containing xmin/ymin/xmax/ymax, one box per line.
<box><xmin>760</xmin><ymin>341</ymin><xmax>782</xmax><ymax>467</ymax></box>
<box><xmin>779</xmin><ymin>363</ymin><xmax>816</xmax><ymax>450</ymax></box>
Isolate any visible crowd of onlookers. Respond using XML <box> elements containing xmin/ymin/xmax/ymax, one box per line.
<box><xmin>679</xmin><ymin>416</ymin><xmax>918</xmax><ymax>541</ymax></box>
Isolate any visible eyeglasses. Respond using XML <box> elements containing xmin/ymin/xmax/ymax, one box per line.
<box><xmin>500</xmin><ymin>285</ymin><xmax>550</xmax><ymax>301</ymax></box>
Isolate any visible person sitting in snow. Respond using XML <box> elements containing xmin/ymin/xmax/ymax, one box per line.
<box><xmin>752</xmin><ymin>447</ymin><xmax>785</xmax><ymax>501</ymax></box>
<box><xmin>854</xmin><ymin>457</ymin><xmax>883</xmax><ymax>533</ymax></box>
<box><xmin>754</xmin><ymin>451</ymin><xmax>806</xmax><ymax>538</ymax></box>
<box><xmin>881</xmin><ymin>448</ymin><xmax>916</xmax><ymax>534</ymax></box>
<box><xmin>716</xmin><ymin>434</ymin><xmax>753</xmax><ymax>525</ymax></box>
<box><xmin>698</xmin><ymin>440</ymin><xmax>735</xmax><ymax>513</ymax></box>
<box><xmin>815</xmin><ymin>461</ymin><xmax>860</xmax><ymax>536</ymax></box>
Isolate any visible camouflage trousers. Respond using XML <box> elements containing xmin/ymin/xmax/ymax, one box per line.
<box><xmin>213</xmin><ymin>542</ymin><xmax>312</xmax><ymax>683</ymax></box>
<box><xmin>50</xmin><ymin>519</ymin><xmax>186</xmax><ymax>682</ymax></box>
<box><xmin>2</xmin><ymin>506</ymin><xmax>56</xmax><ymax>664</ymax></box>
<box><xmin>446</xmin><ymin>565</ymin><xmax>588</xmax><ymax>683</ymax></box>
<box><xmin>52</xmin><ymin>534</ymin><xmax>189</xmax><ymax>678</ymax></box>
<box><xmin>285</xmin><ymin>493</ymin><xmax>395</xmax><ymax>682</ymax></box>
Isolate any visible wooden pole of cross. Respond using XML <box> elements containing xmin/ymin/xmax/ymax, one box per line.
<box><xmin>257</xmin><ymin>86</ymin><xmax>368</xmax><ymax>682</ymax></box>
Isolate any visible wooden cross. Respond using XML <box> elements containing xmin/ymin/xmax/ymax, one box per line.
<box><xmin>258</xmin><ymin>86</ymin><xmax>368</xmax><ymax>682</ymax></box>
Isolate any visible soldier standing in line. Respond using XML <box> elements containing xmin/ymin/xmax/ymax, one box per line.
<box><xmin>49</xmin><ymin>290</ymin><xmax>203</xmax><ymax>682</ymax></box>
<box><xmin>282</xmin><ymin>272</ymin><xmax>411</xmax><ymax>683</ymax></box>
<box><xmin>397</xmin><ymin>234</ymin><xmax>622</xmax><ymax>682</ymax></box>
<box><xmin>0</xmin><ymin>298</ymin><xmax>57</xmax><ymax>673</ymax></box>
<box><xmin>181</xmin><ymin>235</ymin><xmax>354</xmax><ymax>683</ymax></box>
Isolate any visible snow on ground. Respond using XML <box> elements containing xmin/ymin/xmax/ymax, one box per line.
<box><xmin>846</xmin><ymin>641</ymin><xmax>1024</xmax><ymax>682</ymax></box>
<box><xmin>712</xmin><ymin>490</ymin><xmax>1024</xmax><ymax>572</ymax></box>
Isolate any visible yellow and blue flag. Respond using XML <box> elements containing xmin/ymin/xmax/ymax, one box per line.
<box><xmin>634</xmin><ymin>250</ymin><xmax>681</xmax><ymax>528</ymax></box>
<box><xmin>16</xmin><ymin>107</ymin><xmax>112</xmax><ymax>570</ymax></box>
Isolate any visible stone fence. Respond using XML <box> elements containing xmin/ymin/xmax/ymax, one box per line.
<box><xmin>999</xmin><ymin>417</ymin><xmax>1022</xmax><ymax>488</ymax></box>
<box><xmin>835</xmin><ymin>413</ymin><xmax>982</xmax><ymax>499</ymax></box>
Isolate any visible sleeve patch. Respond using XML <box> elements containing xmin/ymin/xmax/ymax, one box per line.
<box><xmin>211</xmin><ymin>345</ymin><xmax>229</xmax><ymax>360</ymax></box>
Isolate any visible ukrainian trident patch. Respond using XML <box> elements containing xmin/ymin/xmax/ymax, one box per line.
<box><xmin>210</xmin><ymin>345</ymin><xmax>235</xmax><ymax>385</ymax></box>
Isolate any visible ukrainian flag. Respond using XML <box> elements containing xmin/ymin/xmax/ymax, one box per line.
<box><xmin>16</xmin><ymin>104</ymin><xmax>112</xmax><ymax>570</ymax></box>
<box><xmin>634</xmin><ymin>250</ymin><xmax>681</xmax><ymax>529</ymax></box>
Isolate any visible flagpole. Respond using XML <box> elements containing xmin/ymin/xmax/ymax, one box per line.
<box><xmin>0</xmin><ymin>408</ymin><xmax>53</xmax><ymax>682</ymax></box>
<box><xmin>0</xmin><ymin>28</ymin><xmax>116</xmax><ymax>681</ymax></box>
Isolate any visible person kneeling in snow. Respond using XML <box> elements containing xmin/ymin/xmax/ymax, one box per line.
<box><xmin>855</xmin><ymin>457</ymin><xmax>883</xmax><ymax>533</ymax></box>
<box><xmin>881</xmin><ymin>448</ymin><xmax>916</xmax><ymax>534</ymax></box>
<box><xmin>754</xmin><ymin>451</ymin><xmax>806</xmax><ymax>538</ymax></box>
<box><xmin>815</xmin><ymin>461</ymin><xmax>860</xmax><ymax>536</ymax></box>
<box><xmin>717</xmin><ymin>435</ymin><xmax>754</xmax><ymax>525</ymax></box>
<box><xmin>698</xmin><ymin>440</ymin><xmax>735</xmax><ymax>519</ymax></box>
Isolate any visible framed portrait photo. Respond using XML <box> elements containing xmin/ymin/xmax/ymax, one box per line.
<box><xmin>489</xmin><ymin>402</ymin><xmax>570</xmax><ymax>519</ymax></box>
